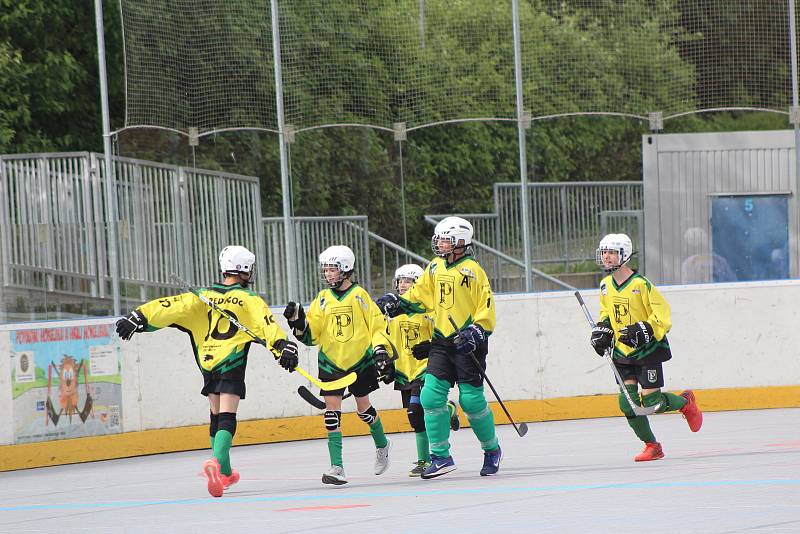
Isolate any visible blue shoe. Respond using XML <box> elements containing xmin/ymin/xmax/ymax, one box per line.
<box><xmin>480</xmin><ymin>446</ymin><xmax>502</xmax><ymax>476</ymax></box>
<box><xmin>420</xmin><ymin>454</ymin><xmax>456</xmax><ymax>479</ymax></box>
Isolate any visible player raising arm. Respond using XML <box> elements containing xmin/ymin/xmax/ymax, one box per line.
<box><xmin>115</xmin><ymin>245</ymin><xmax>298</xmax><ymax>497</ymax></box>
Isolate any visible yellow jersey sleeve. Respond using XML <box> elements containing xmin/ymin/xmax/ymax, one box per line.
<box><xmin>136</xmin><ymin>284</ymin><xmax>288</xmax><ymax>371</ymax></box>
<box><xmin>641</xmin><ymin>281</ymin><xmax>671</xmax><ymax>341</ymax></box>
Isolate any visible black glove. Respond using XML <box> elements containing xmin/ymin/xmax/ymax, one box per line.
<box><xmin>455</xmin><ymin>324</ymin><xmax>485</xmax><ymax>354</ymax></box>
<box><xmin>411</xmin><ymin>340</ymin><xmax>431</xmax><ymax>361</ymax></box>
<box><xmin>283</xmin><ymin>302</ymin><xmax>306</xmax><ymax>331</ymax></box>
<box><xmin>374</xmin><ymin>293</ymin><xmax>397</xmax><ymax>315</ymax></box>
<box><xmin>618</xmin><ymin>321</ymin><xmax>654</xmax><ymax>349</ymax></box>
<box><xmin>373</xmin><ymin>345</ymin><xmax>394</xmax><ymax>383</ymax></box>
<box><xmin>275</xmin><ymin>339</ymin><xmax>299</xmax><ymax>372</ymax></box>
<box><xmin>377</xmin><ymin>292</ymin><xmax>401</xmax><ymax>317</ymax></box>
<box><xmin>115</xmin><ymin>310</ymin><xmax>146</xmax><ymax>341</ymax></box>
<box><xmin>590</xmin><ymin>320</ymin><xmax>614</xmax><ymax>356</ymax></box>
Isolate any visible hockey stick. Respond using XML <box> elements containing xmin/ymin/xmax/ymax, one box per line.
<box><xmin>297</xmin><ymin>386</ymin><xmax>353</xmax><ymax>409</ymax></box>
<box><xmin>294</xmin><ymin>297</ymin><xmax>401</xmax><ymax>408</ymax></box>
<box><xmin>296</xmin><ymin>354</ymin><xmax>399</xmax><ymax>409</ymax></box>
<box><xmin>447</xmin><ymin>315</ymin><xmax>528</xmax><ymax>437</ymax></box>
<box><xmin>574</xmin><ymin>290</ymin><xmax>657</xmax><ymax>416</ymax></box>
<box><xmin>169</xmin><ymin>274</ymin><xmax>357</xmax><ymax>391</ymax></box>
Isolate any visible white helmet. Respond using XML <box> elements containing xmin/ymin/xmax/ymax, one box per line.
<box><xmin>431</xmin><ymin>216</ymin><xmax>473</xmax><ymax>257</ymax></box>
<box><xmin>219</xmin><ymin>245</ymin><xmax>256</xmax><ymax>276</ymax></box>
<box><xmin>596</xmin><ymin>233</ymin><xmax>633</xmax><ymax>271</ymax></box>
<box><xmin>393</xmin><ymin>263</ymin><xmax>424</xmax><ymax>290</ymax></box>
<box><xmin>319</xmin><ymin>245</ymin><xmax>356</xmax><ymax>288</ymax></box>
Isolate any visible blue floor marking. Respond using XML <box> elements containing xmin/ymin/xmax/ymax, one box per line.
<box><xmin>1</xmin><ymin>478</ymin><xmax>798</xmax><ymax>512</ymax></box>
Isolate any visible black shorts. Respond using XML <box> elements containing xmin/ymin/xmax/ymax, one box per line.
<box><xmin>615</xmin><ymin>361</ymin><xmax>665</xmax><ymax>389</ymax></box>
<box><xmin>400</xmin><ymin>379</ymin><xmax>424</xmax><ymax>408</ymax></box>
<box><xmin>319</xmin><ymin>363</ymin><xmax>379</xmax><ymax>398</ymax></box>
<box><xmin>425</xmin><ymin>339</ymin><xmax>487</xmax><ymax>388</ymax></box>
<box><xmin>201</xmin><ymin>362</ymin><xmax>246</xmax><ymax>399</ymax></box>
<box><xmin>394</xmin><ymin>372</ymin><xmax>426</xmax><ymax>392</ymax></box>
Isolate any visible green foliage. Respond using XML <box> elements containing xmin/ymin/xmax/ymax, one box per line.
<box><xmin>0</xmin><ymin>0</ymin><xmax>124</xmax><ymax>154</ymax></box>
<box><xmin>1</xmin><ymin>0</ymin><xmax>792</xmax><ymax>255</ymax></box>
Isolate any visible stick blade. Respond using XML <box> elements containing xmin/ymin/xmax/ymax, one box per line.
<box><xmin>296</xmin><ymin>386</ymin><xmax>326</xmax><ymax>409</ymax></box>
<box><xmin>517</xmin><ymin>422</ymin><xmax>529</xmax><ymax>437</ymax></box>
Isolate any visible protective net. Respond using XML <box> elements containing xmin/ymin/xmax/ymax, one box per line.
<box><xmin>120</xmin><ymin>0</ymin><xmax>793</xmax><ymax>135</ymax></box>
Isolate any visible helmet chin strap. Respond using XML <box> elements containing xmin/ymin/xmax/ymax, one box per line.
<box><xmin>604</xmin><ymin>251</ymin><xmax>637</xmax><ymax>274</ymax></box>
<box><xmin>328</xmin><ymin>270</ymin><xmax>352</xmax><ymax>289</ymax></box>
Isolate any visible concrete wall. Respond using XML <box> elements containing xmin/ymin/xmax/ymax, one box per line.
<box><xmin>2</xmin><ymin>280</ymin><xmax>798</xmax><ymax>447</ymax></box>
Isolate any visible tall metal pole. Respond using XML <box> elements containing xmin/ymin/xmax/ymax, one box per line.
<box><xmin>270</xmin><ymin>0</ymin><xmax>298</xmax><ymax>301</ymax></box>
<box><xmin>790</xmin><ymin>0</ymin><xmax>800</xmax><ymax>278</ymax></box>
<box><xmin>94</xmin><ymin>0</ymin><xmax>121</xmax><ymax>315</ymax></box>
<box><xmin>512</xmin><ymin>0</ymin><xmax>533</xmax><ymax>291</ymax></box>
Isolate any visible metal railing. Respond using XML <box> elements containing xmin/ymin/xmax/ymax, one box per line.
<box><xmin>495</xmin><ymin>181</ymin><xmax>643</xmax><ymax>269</ymax></box>
<box><xmin>1</xmin><ymin>154</ymin><xmax>640</xmax><ymax>321</ymax></box>
<box><xmin>262</xmin><ymin>216</ymin><xmax>371</xmax><ymax>304</ymax></box>
<box><xmin>0</xmin><ymin>153</ymin><xmax>264</xmax><ymax>316</ymax></box>
<box><xmin>423</xmin><ymin>215</ymin><xmax>574</xmax><ymax>292</ymax></box>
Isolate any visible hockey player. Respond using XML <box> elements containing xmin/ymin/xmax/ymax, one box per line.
<box><xmin>115</xmin><ymin>245</ymin><xmax>299</xmax><ymax>497</ymax></box>
<box><xmin>381</xmin><ymin>217</ymin><xmax>501</xmax><ymax>479</ymax></box>
<box><xmin>283</xmin><ymin>245</ymin><xmax>391</xmax><ymax>485</ymax></box>
<box><xmin>378</xmin><ymin>264</ymin><xmax>460</xmax><ymax>477</ymax></box>
<box><xmin>590</xmin><ymin>233</ymin><xmax>703</xmax><ymax>461</ymax></box>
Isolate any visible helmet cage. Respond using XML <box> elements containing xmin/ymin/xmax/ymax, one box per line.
<box><xmin>320</xmin><ymin>263</ymin><xmax>353</xmax><ymax>289</ymax></box>
<box><xmin>595</xmin><ymin>234</ymin><xmax>633</xmax><ymax>273</ymax></box>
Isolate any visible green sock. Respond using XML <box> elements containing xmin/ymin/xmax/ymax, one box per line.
<box><xmin>212</xmin><ymin>429</ymin><xmax>233</xmax><ymax>475</ymax></box>
<box><xmin>420</xmin><ymin>375</ymin><xmax>453</xmax><ymax>457</ymax></box>
<box><xmin>627</xmin><ymin>415</ymin><xmax>656</xmax><ymax>443</ymax></box>
<box><xmin>459</xmin><ymin>382</ymin><xmax>498</xmax><ymax>452</ymax></box>
<box><xmin>642</xmin><ymin>390</ymin><xmax>688</xmax><ymax>414</ymax></box>
<box><xmin>622</xmin><ymin>385</ymin><xmax>656</xmax><ymax>443</ymax></box>
<box><xmin>369</xmin><ymin>418</ymin><xmax>388</xmax><ymax>449</ymax></box>
<box><xmin>661</xmin><ymin>392</ymin><xmax>687</xmax><ymax>412</ymax></box>
<box><xmin>327</xmin><ymin>431</ymin><xmax>343</xmax><ymax>467</ymax></box>
<box><xmin>415</xmin><ymin>431</ymin><xmax>430</xmax><ymax>462</ymax></box>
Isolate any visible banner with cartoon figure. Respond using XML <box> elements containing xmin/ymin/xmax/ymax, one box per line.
<box><xmin>10</xmin><ymin>322</ymin><xmax>122</xmax><ymax>444</ymax></box>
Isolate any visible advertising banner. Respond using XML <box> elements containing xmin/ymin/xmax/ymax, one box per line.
<box><xmin>10</xmin><ymin>323</ymin><xmax>122</xmax><ymax>444</ymax></box>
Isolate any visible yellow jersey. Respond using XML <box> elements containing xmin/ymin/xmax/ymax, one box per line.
<box><xmin>398</xmin><ymin>255</ymin><xmax>496</xmax><ymax>339</ymax></box>
<box><xmin>598</xmin><ymin>272</ymin><xmax>672</xmax><ymax>364</ymax></box>
<box><xmin>385</xmin><ymin>312</ymin><xmax>433</xmax><ymax>386</ymax></box>
<box><xmin>299</xmin><ymin>284</ymin><xmax>389</xmax><ymax>373</ymax></box>
<box><xmin>136</xmin><ymin>283</ymin><xmax>287</xmax><ymax>372</ymax></box>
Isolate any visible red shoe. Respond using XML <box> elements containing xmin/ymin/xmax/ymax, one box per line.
<box><xmin>679</xmin><ymin>390</ymin><xmax>703</xmax><ymax>432</ymax></box>
<box><xmin>203</xmin><ymin>458</ymin><xmax>224</xmax><ymax>498</ymax></box>
<box><xmin>634</xmin><ymin>442</ymin><xmax>664</xmax><ymax>462</ymax></box>
<box><xmin>221</xmin><ymin>469</ymin><xmax>240</xmax><ymax>489</ymax></box>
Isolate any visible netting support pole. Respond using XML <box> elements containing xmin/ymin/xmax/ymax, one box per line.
<box><xmin>270</xmin><ymin>0</ymin><xmax>298</xmax><ymax>302</ymax></box>
<box><xmin>94</xmin><ymin>0</ymin><xmax>121</xmax><ymax>315</ymax></box>
<box><xmin>511</xmin><ymin>0</ymin><xmax>533</xmax><ymax>292</ymax></box>
<box><xmin>790</xmin><ymin>0</ymin><xmax>800</xmax><ymax>279</ymax></box>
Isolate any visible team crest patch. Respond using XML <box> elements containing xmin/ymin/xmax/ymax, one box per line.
<box><xmin>647</xmin><ymin>369</ymin><xmax>658</xmax><ymax>383</ymax></box>
<box><xmin>459</xmin><ymin>267</ymin><xmax>476</xmax><ymax>279</ymax></box>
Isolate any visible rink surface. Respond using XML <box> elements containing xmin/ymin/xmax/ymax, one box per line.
<box><xmin>1</xmin><ymin>408</ymin><xmax>798</xmax><ymax>534</ymax></box>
